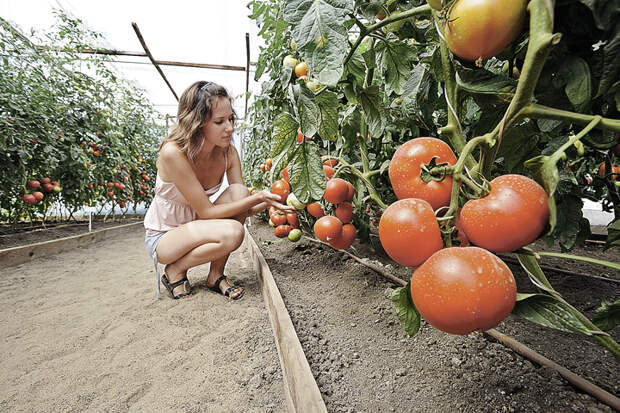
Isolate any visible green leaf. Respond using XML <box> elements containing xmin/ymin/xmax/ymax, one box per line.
<box><xmin>282</xmin><ymin>0</ymin><xmax>354</xmax><ymax>86</ymax></box>
<box><xmin>375</xmin><ymin>39</ymin><xmax>414</xmax><ymax>95</ymax></box>
<box><xmin>495</xmin><ymin>120</ymin><xmax>540</xmax><ymax>173</ymax></box>
<box><xmin>593</xmin><ymin>299</ymin><xmax>620</xmax><ymax>331</ymax></box>
<box><xmin>606</xmin><ymin>218</ymin><xmax>620</xmax><ymax>248</ymax></box>
<box><xmin>359</xmin><ymin>85</ymin><xmax>386</xmax><ymax>138</ymax></box>
<box><xmin>455</xmin><ymin>64</ymin><xmax>517</xmax><ymax>104</ymax></box>
<box><xmin>578</xmin><ymin>0</ymin><xmax>620</xmax><ymax>30</ymax></box>
<box><xmin>292</xmin><ymin>83</ymin><xmax>320</xmax><ymax>138</ymax></box>
<box><xmin>514</xmin><ymin>253</ymin><xmax>552</xmax><ymax>292</ymax></box>
<box><xmin>513</xmin><ymin>293</ymin><xmax>595</xmax><ymax>335</ymax></box>
<box><xmin>315</xmin><ymin>89</ymin><xmax>340</xmax><ymax>140</ymax></box>
<box><xmin>270</xmin><ymin>112</ymin><xmax>299</xmax><ymax>158</ymax></box>
<box><xmin>288</xmin><ymin>142</ymin><xmax>326</xmax><ymax>203</ymax></box>
<box><xmin>553</xmin><ymin>57</ymin><xmax>592</xmax><ymax>112</ymax></box>
<box><xmin>390</xmin><ymin>284</ymin><xmax>421</xmax><ymax>337</ymax></box>
<box><xmin>552</xmin><ymin>195</ymin><xmax>590</xmax><ymax>251</ymax></box>
<box><xmin>400</xmin><ymin>63</ymin><xmax>432</xmax><ymax>117</ymax></box>
<box><xmin>598</xmin><ymin>22</ymin><xmax>620</xmax><ymax>98</ymax></box>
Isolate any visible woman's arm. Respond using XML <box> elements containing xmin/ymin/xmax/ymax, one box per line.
<box><xmin>158</xmin><ymin>143</ymin><xmax>290</xmax><ymax>220</ymax></box>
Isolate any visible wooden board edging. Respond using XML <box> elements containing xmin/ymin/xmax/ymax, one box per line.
<box><xmin>244</xmin><ymin>230</ymin><xmax>328</xmax><ymax>413</ymax></box>
<box><xmin>0</xmin><ymin>222</ymin><xmax>144</xmax><ymax>268</ymax></box>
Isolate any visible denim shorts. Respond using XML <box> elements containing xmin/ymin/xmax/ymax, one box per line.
<box><xmin>145</xmin><ymin>231</ymin><xmax>166</xmax><ymax>299</ymax></box>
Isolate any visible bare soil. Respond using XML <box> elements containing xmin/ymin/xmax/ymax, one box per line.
<box><xmin>0</xmin><ymin>225</ymin><xmax>285</xmax><ymax>412</ymax></box>
<box><xmin>248</xmin><ymin>219</ymin><xmax>619</xmax><ymax>413</ymax></box>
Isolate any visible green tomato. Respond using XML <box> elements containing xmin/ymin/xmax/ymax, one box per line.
<box><xmin>290</xmin><ymin>38</ymin><xmax>297</xmax><ymax>51</ymax></box>
<box><xmin>53</xmin><ymin>186</ymin><xmax>62</xmax><ymax>193</ymax></box>
<box><xmin>427</xmin><ymin>0</ymin><xmax>442</xmax><ymax>10</ymax></box>
<box><xmin>306</xmin><ymin>78</ymin><xmax>322</xmax><ymax>93</ymax></box>
<box><xmin>282</xmin><ymin>55</ymin><xmax>298</xmax><ymax>68</ymax></box>
<box><xmin>286</xmin><ymin>193</ymin><xmax>306</xmax><ymax>210</ymax></box>
<box><xmin>288</xmin><ymin>228</ymin><xmax>302</xmax><ymax>242</ymax></box>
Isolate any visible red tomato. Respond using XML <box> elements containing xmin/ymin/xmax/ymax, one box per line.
<box><xmin>329</xmin><ymin>223</ymin><xmax>356</xmax><ymax>250</ymax></box>
<box><xmin>445</xmin><ymin>0</ymin><xmax>527</xmax><ymax>61</ymax></box>
<box><xmin>271</xmin><ymin>211</ymin><xmax>287</xmax><ymax>226</ymax></box>
<box><xmin>27</xmin><ymin>180</ymin><xmax>40</xmax><ymax>189</ymax></box>
<box><xmin>454</xmin><ymin>208</ymin><xmax>470</xmax><ymax>247</ymax></box>
<box><xmin>314</xmin><ymin>216</ymin><xmax>343</xmax><ymax>242</ymax></box>
<box><xmin>378</xmin><ymin>198</ymin><xmax>443</xmax><ymax>267</ymax></box>
<box><xmin>271</xmin><ymin>179</ymin><xmax>291</xmax><ymax>203</ymax></box>
<box><xmin>323</xmin><ymin>165</ymin><xmax>335</xmax><ymax>179</ymax></box>
<box><xmin>307</xmin><ymin>202</ymin><xmax>325</xmax><ymax>218</ymax></box>
<box><xmin>598</xmin><ymin>163</ymin><xmax>620</xmax><ymax>181</ymax></box>
<box><xmin>108</xmin><ymin>191</ymin><xmax>114</xmax><ymax>197</ymax></box>
<box><xmin>282</xmin><ymin>167</ymin><xmax>290</xmax><ymax>183</ymax></box>
<box><xmin>286</xmin><ymin>211</ymin><xmax>299</xmax><ymax>228</ymax></box>
<box><xmin>107</xmin><ymin>182</ymin><xmax>114</xmax><ymax>188</ymax></box>
<box><xmin>324</xmin><ymin>178</ymin><xmax>349</xmax><ymax>204</ymax></box>
<box><xmin>335</xmin><ymin>202</ymin><xmax>353</xmax><ymax>224</ymax></box>
<box><xmin>323</xmin><ymin>159</ymin><xmax>338</xmax><ymax>168</ymax></box>
<box><xmin>410</xmin><ymin>247</ymin><xmax>516</xmax><ymax>335</ymax></box>
<box><xmin>460</xmin><ymin>174</ymin><xmax>549</xmax><ymax>252</ymax></box>
<box><xmin>41</xmin><ymin>177</ymin><xmax>51</xmax><ymax>184</ymax></box>
<box><xmin>388</xmin><ymin>137</ymin><xmax>457</xmax><ymax>210</ymax></box>
<box><xmin>33</xmin><ymin>191</ymin><xmax>44</xmax><ymax>201</ymax></box>
<box><xmin>43</xmin><ymin>183</ymin><xmax>54</xmax><ymax>192</ymax></box>
<box><xmin>345</xmin><ymin>181</ymin><xmax>354</xmax><ymax>202</ymax></box>
<box><xmin>296</xmin><ymin>129</ymin><xmax>304</xmax><ymax>143</ymax></box>
<box><xmin>23</xmin><ymin>194</ymin><xmax>36</xmax><ymax>204</ymax></box>
<box><xmin>274</xmin><ymin>224</ymin><xmax>293</xmax><ymax>238</ymax></box>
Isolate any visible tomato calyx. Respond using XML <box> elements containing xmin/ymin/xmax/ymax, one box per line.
<box><xmin>419</xmin><ymin>156</ymin><xmax>451</xmax><ymax>183</ymax></box>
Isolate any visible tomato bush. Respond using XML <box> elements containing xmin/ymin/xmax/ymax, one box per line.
<box><xmin>243</xmin><ymin>0</ymin><xmax>620</xmax><ymax>353</ymax></box>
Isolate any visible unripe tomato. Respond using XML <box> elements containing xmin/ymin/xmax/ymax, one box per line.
<box><xmin>274</xmin><ymin>224</ymin><xmax>293</xmax><ymax>238</ymax></box>
<box><xmin>324</xmin><ymin>178</ymin><xmax>349</xmax><ymax>204</ymax></box>
<box><xmin>283</xmin><ymin>55</ymin><xmax>298</xmax><ymax>68</ymax></box>
<box><xmin>388</xmin><ymin>137</ymin><xmax>457</xmax><ymax>210</ymax></box>
<box><xmin>27</xmin><ymin>180</ymin><xmax>41</xmax><ymax>189</ymax></box>
<box><xmin>271</xmin><ymin>179</ymin><xmax>291</xmax><ymax>203</ymax></box>
<box><xmin>307</xmin><ymin>202</ymin><xmax>325</xmax><ymax>218</ymax></box>
<box><xmin>329</xmin><ymin>223</ymin><xmax>356</xmax><ymax>250</ymax></box>
<box><xmin>411</xmin><ymin>247</ymin><xmax>516</xmax><ymax>335</ymax></box>
<box><xmin>378</xmin><ymin>198</ymin><xmax>443</xmax><ymax>267</ymax></box>
<box><xmin>445</xmin><ymin>0</ymin><xmax>527</xmax><ymax>61</ymax></box>
<box><xmin>288</xmin><ymin>228</ymin><xmax>302</xmax><ymax>242</ymax></box>
<box><xmin>335</xmin><ymin>202</ymin><xmax>353</xmax><ymax>224</ymax></box>
<box><xmin>23</xmin><ymin>194</ymin><xmax>36</xmax><ymax>204</ymax></box>
<box><xmin>460</xmin><ymin>174</ymin><xmax>549</xmax><ymax>252</ymax></box>
<box><xmin>323</xmin><ymin>159</ymin><xmax>338</xmax><ymax>168</ymax></box>
<box><xmin>53</xmin><ymin>186</ymin><xmax>61</xmax><ymax>193</ymax></box>
<box><xmin>294</xmin><ymin>61</ymin><xmax>308</xmax><ymax>78</ymax></box>
<box><xmin>33</xmin><ymin>191</ymin><xmax>44</xmax><ymax>201</ymax></box>
<box><xmin>314</xmin><ymin>216</ymin><xmax>343</xmax><ymax>242</ymax></box>
<box><xmin>306</xmin><ymin>78</ymin><xmax>322</xmax><ymax>93</ymax></box>
<box><xmin>323</xmin><ymin>164</ymin><xmax>335</xmax><ymax>179</ymax></box>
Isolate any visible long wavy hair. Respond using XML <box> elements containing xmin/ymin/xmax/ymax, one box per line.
<box><xmin>161</xmin><ymin>81</ymin><xmax>236</xmax><ymax>164</ymax></box>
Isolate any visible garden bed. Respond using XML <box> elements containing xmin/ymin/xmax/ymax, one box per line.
<box><xmin>248</xmin><ymin>219</ymin><xmax>619</xmax><ymax>413</ymax></box>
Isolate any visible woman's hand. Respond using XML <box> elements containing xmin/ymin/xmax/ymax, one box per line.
<box><xmin>259</xmin><ymin>190</ymin><xmax>295</xmax><ymax>211</ymax></box>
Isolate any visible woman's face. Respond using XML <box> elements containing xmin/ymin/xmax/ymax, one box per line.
<box><xmin>202</xmin><ymin>97</ymin><xmax>234</xmax><ymax>148</ymax></box>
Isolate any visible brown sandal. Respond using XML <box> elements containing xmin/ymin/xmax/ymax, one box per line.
<box><xmin>208</xmin><ymin>275</ymin><xmax>244</xmax><ymax>300</ymax></box>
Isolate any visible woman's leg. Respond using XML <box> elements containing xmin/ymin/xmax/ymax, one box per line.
<box><xmin>156</xmin><ymin>218</ymin><xmax>245</xmax><ymax>297</ymax></box>
<box><xmin>206</xmin><ymin>183</ymin><xmax>250</xmax><ymax>296</ymax></box>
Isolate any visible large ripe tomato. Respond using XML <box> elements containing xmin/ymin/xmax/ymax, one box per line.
<box><xmin>335</xmin><ymin>202</ymin><xmax>353</xmax><ymax>224</ymax></box>
<box><xmin>314</xmin><ymin>216</ymin><xmax>343</xmax><ymax>242</ymax></box>
<box><xmin>411</xmin><ymin>247</ymin><xmax>516</xmax><ymax>335</ymax></box>
<box><xmin>271</xmin><ymin>211</ymin><xmax>287</xmax><ymax>226</ymax></box>
<box><xmin>307</xmin><ymin>202</ymin><xmax>325</xmax><ymax>218</ymax></box>
<box><xmin>271</xmin><ymin>179</ymin><xmax>291</xmax><ymax>203</ymax></box>
<box><xmin>378</xmin><ymin>198</ymin><xmax>443</xmax><ymax>267</ymax></box>
<box><xmin>445</xmin><ymin>0</ymin><xmax>527</xmax><ymax>61</ymax></box>
<box><xmin>329</xmin><ymin>223</ymin><xmax>356</xmax><ymax>250</ymax></box>
<box><xmin>345</xmin><ymin>181</ymin><xmax>354</xmax><ymax>202</ymax></box>
<box><xmin>286</xmin><ymin>211</ymin><xmax>299</xmax><ymax>228</ymax></box>
<box><xmin>388</xmin><ymin>137</ymin><xmax>457</xmax><ymax>210</ymax></box>
<box><xmin>460</xmin><ymin>174</ymin><xmax>549</xmax><ymax>252</ymax></box>
<box><xmin>324</xmin><ymin>178</ymin><xmax>349</xmax><ymax>204</ymax></box>
<box><xmin>274</xmin><ymin>224</ymin><xmax>293</xmax><ymax>238</ymax></box>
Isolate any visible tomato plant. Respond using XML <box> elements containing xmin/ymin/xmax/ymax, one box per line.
<box><xmin>410</xmin><ymin>247</ymin><xmax>517</xmax><ymax>335</ymax></box>
<box><xmin>243</xmin><ymin>0</ymin><xmax>620</xmax><ymax>356</ymax></box>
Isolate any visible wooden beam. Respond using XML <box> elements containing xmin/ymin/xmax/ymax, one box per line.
<box><xmin>155</xmin><ymin>59</ymin><xmax>246</xmax><ymax>71</ymax></box>
<box><xmin>131</xmin><ymin>22</ymin><xmax>179</xmax><ymax>102</ymax></box>
<box><xmin>245</xmin><ymin>33</ymin><xmax>251</xmax><ymax>118</ymax></box>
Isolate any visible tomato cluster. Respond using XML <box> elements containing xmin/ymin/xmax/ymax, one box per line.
<box><xmin>22</xmin><ymin>177</ymin><xmax>62</xmax><ymax>206</ymax></box>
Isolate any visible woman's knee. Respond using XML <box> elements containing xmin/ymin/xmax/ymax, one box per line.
<box><xmin>223</xmin><ymin>220</ymin><xmax>245</xmax><ymax>251</ymax></box>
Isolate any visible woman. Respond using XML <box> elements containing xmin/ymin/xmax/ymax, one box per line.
<box><xmin>144</xmin><ymin>81</ymin><xmax>292</xmax><ymax>300</ymax></box>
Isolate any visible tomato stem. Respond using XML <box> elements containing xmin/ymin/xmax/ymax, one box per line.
<box><xmin>521</xmin><ymin>104</ymin><xmax>620</xmax><ymax>134</ymax></box>
<box><xmin>535</xmin><ymin>251</ymin><xmax>620</xmax><ymax>271</ymax></box>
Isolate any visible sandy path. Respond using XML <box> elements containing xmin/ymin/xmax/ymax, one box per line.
<box><xmin>0</xmin><ymin>227</ymin><xmax>285</xmax><ymax>412</ymax></box>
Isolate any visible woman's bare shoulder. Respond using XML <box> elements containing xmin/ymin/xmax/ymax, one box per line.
<box><xmin>159</xmin><ymin>141</ymin><xmax>183</xmax><ymax>161</ymax></box>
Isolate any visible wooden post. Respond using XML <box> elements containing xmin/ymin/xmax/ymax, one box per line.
<box><xmin>131</xmin><ymin>22</ymin><xmax>179</xmax><ymax>102</ymax></box>
<box><xmin>245</xmin><ymin>33</ymin><xmax>251</xmax><ymax>118</ymax></box>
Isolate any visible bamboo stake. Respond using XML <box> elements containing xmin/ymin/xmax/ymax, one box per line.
<box><xmin>245</xmin><ymin>32</ymin><xmax>251</xmax><ymax>118</ymax></box>
<box><xmin>131</xmin><ymin>22</ymin><xmax>178</xmax><ymax>101</ymax></box>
